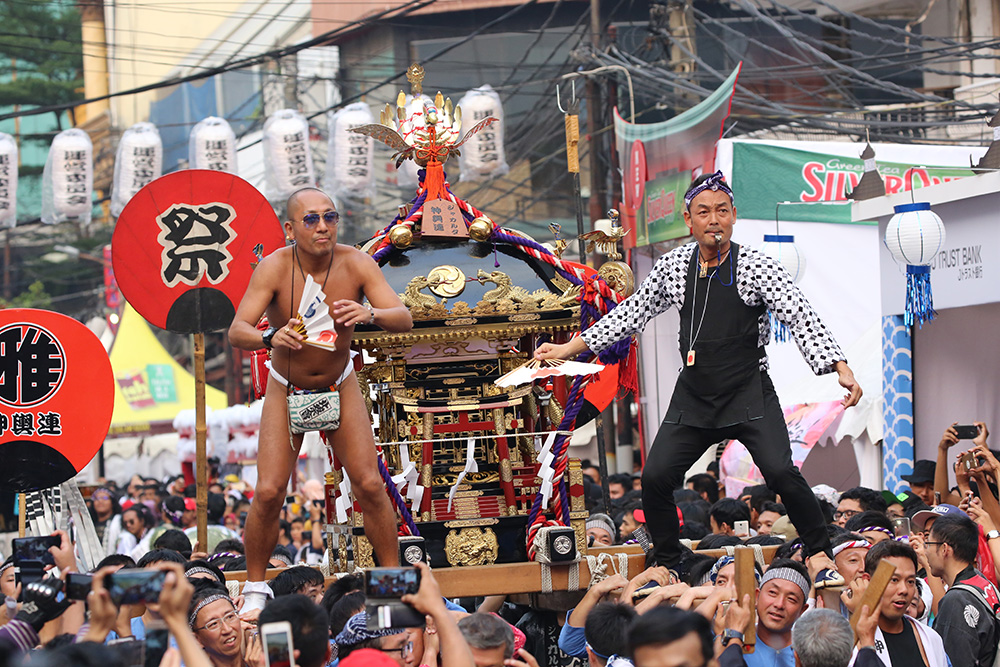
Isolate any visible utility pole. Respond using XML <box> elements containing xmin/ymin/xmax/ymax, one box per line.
<box><xmin>587</xmin><ymin>0</ymin><xmax>604</xmax><ymax>226</ymax></box>
<box><xmin>584</xmin><ymin>0</ymin><xmax>621</xmax><ymax>494</ymax></box>
<box><xmin>653</xmin><ymin>0</ymin><xmax>696</xmax><ymax>104</ymax></box>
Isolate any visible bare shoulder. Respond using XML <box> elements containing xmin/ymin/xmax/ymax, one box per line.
<box><xmin>338</xmin><ymin>244</ymin><xmax>379</xmax><ymax>271</ymax></box>
<box><xmin>252</xmin><ymin>246</ymin><xmax>293</xmax><ymax>284</ymax></box>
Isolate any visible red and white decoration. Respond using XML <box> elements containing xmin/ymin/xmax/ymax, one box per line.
<box><xmin>396</xmin><ymin>94</ymin><xmax>432</xmax><ymax>191</ymax></box>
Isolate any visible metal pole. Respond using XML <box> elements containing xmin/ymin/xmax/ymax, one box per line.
<box><xmin>586</xmin><ymin>0</ymin><xmax>603</xmax><ymax>228</ymax></box>
<box><xmin>595</xmin><ymin>414</ymin><xmax>612</xmax><ymax>514</ymax></box>
<box><xmin>564</xmin><ymin>109</ymin><xmax>587</xmax><ymax>262</ymax></box>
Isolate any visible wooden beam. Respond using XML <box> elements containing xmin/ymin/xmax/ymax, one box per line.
<box><xmin>734</xmin><ymin>546</ymin><xmax>757</xmax><ymax>654</ymax></box>
<box><xmin>850</xmin><ymin>560</ymin><xmax>895</xmax><ymax>638</ymax></box>
<box><xmin>224</xmin><ymin>550</ymin><xmax>648</xmax><ymax>598</ymax></box>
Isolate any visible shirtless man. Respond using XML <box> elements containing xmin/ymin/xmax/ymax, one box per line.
<box><xmin>229</xmin><ymin>187</ymin><xmax>413</xmax><ymax>616</ymax></box>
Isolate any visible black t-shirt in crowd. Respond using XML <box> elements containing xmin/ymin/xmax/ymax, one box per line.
<box><xmin>882</xmin><ymin>618</ymin><xmax>926</xmax><ymax>667</ymax></box>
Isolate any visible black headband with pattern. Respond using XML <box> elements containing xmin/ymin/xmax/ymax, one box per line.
<box><xmin>684</xmin><ymin>171</ymin><xmax>734</xmax><ymax>209</ymax></box>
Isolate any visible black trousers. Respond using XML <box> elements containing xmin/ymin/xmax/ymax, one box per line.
<box><xmin>641</xmin><ymin>373</ymin><xmax>832</xmax><ymax>567</ymax></box>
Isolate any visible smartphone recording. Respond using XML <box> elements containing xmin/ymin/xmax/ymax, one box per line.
<box><xmin>955</xmin><ymin>424</ymin><xmax>980</xmax><ymax>440</ymax></box>
<box><xmin>65</xmin><ymin>572</ymin><xmax>94</xmax><ymax>600</ymax></box>
<box><xmin>12</xmin><ymin>536</ymin><xmax>60</xmax><ymax>566</ymax></box>
<box><xmin>105</xmin><ymin>570</ymin><xmax>167</xmax><ymax>605</ymax></box>
<box><xmin>364</xmin><ymin>567</ymin><xmax>424</xmax><ymax>629</ymax></box>
<box><xmin>261</xmin><ymin>621</ymin><xmax>296</xmax><ymax>667</ymax></box>
<box><xmin>364</xmin><ymin>567</ymin><xmax>420</xmax><ymax>598</ymax></box>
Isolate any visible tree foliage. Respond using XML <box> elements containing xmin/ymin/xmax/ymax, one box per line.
<box><xmin>0</xmin><ymin>1</ymin><xmax>83</xmax><ymax>112</ymax></box>
<box><xmin>0</xmin><ymin>281</ymin><xmax>52</xmax><ymax>309</ymax></box>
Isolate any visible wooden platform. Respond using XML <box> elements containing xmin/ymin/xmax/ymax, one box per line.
<box><xmin>222</xmin><ymin>545</ymin><xmax>779</xmax><ymax>598</ymax></box>
<box><xmin>223</xmin><ymin>545</ymin><xmax>646</xmax><ymax>597</ymax></box>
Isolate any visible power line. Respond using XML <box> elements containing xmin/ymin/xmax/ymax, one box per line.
<box><xmin>0</xmin><ymin>0</ymin><xmax>436</xmax><ymax>123</ymax></box>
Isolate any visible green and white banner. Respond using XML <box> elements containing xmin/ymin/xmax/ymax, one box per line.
<box><xmin>732</xmin><ymin>143</ymin><xmax>975</xmax><ymax>224</ymax></box>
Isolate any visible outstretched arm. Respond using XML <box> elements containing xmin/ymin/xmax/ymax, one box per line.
<box><xmin>754</xmin><ymin>250</ymin><xmax>859</xmax><ymax>405</ymax></box>
<box><xmin>578</xmin><ymin>251</ymin><xmax>681</xmax><ymax>355</ymax></box>
<box><xmin>535</xmin><ymin>336</ymin><xmax>591</xmax><ymax>361</ymax></box>
<box><xmin>402</xmin><ymin>563</ymin><xmax>474</xmax><ymax>667</ymax></box>
<box><xmin>936</xmin><ymin>424</ymin><xmax>963</xmax><ymax>506</ymax></box>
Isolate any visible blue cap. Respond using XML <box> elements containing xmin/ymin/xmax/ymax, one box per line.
<box><xmin>911</xmin><ymin>503</ymin><xmax>967</xmax><ymax>530</ymax></box>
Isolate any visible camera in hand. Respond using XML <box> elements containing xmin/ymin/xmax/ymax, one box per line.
<box><xmin>12</xmin><ymin>536</ymin><xmax>60</xmax><ymax>590</ymax></box>
<box><xmin>363</xmin><ymin>566</ymin><xmax>424</xmax><ymax>629</ymax></box>
<box><xmin>65</xmin><ymin>573</ymin><xmax>94</xmax><ymax>601</ymax></box>
<box><xmin>955</xmin><ymin>424</ymin><xmax>980</xmax><ymax>440</ymax></box>
<box><xmin>261</xmin><ymin>621</ymin><xmax>297</xmax><ymax>667</ymax></box>
<box><xmin>105</xmin><ymin>570</ymin><xmax>167</xmax><ymax>605</ymax></box>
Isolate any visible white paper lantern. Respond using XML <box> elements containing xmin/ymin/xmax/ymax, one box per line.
<box><xmin>42</xmin><ymin>128</ymin><xmax>93</xmax><ymax>225</ymax></box>
<box><xmin>263</xmin><ymin>109</ymin><xmax>315</xmax><ymax>201</ymax></box>
<box><xmin>884</xmin><ymin>202</ymin><xmax>945</xmax><ymax>327</ymax></box>
<box><xmin>457</xmin><ymin>85</ymin><xmax>508</xmax><ymax>182</ymax></box>
<box><xmin>0</xmin><ymin>133</ymin><xmax>18</xmax><ymax>228</ymax></box>
<box><xmin>760</xmin><ymin>234</ymin><xmax>806</xmax><ymax>283</ymax></box>
<box><xmin>111</xmin><ymin>122</ymin><xmax>163</xmax><ymax>217</ymax></box>
<box><xmin>884</xmin><ymin>202</ymin><xmax>945</xmax><ymax>266</ymax></box>
<box><xmin>189</xmin><ymin>117</ymin><xmax>237</xmax><ymax>173</ymax></box>
<box><xmin>325</xmin><ymin>102</ymin><xmax>375</xmax><ymax>200</ymax></box>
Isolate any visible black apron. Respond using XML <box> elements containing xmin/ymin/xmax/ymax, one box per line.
<box><xmin>664</xmin><ymin>243</ymin><xmax>767</xmax><ymax>429</ymax></box>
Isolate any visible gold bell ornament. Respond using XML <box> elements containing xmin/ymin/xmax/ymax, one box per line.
<box><xmin>388</xmin><ymin>224</ymin><xmax>414</xmax><ymax>248</ymax></box>
<box><xmin>469</xmin><ymin>217</ymin><xmax>495</xmax><ymax>242</ymax></box>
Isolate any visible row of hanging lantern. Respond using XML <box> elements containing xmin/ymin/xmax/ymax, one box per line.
<box><xmin>2</xmin><ymin>88</ymin><xmax>508</xmax><ymax>227</ymax></box>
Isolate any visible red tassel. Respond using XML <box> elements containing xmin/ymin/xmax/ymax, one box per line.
<box><xmin>423</xmin><ymin>159</ymin><xmax>447</xmax><ymax>200</ymax></box>
<box><xmin>618</xmin><ymin>342</ymin><xmax>639</xmax><ymax>398</ymax></box>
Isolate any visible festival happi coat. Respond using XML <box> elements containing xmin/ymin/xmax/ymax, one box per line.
<box><xmin>322</xmin><ymin>65</ymin><xmax>636</xmax><ymax>571</ymax></box>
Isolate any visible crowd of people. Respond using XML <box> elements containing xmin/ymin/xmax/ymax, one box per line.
<box><xmin>0</xmin><ymin>420</ymin><xmax>994</xmax><ymax>667</ymax></box>
<box><xmin>86</xmin><ymin>472</ymin><xmax>326</xmax><ymax>567</ymax></box>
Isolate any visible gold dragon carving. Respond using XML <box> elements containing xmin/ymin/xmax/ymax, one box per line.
<box><xmin>444</xmin><ymin>527</ymin><xmax>499</xmax><ymax>566</ymax></box>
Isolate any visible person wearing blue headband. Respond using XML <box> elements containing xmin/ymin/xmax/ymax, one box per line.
<box><xmin>536</xmin><ymin>170</ymin><xmax>862</xmax><ymax>590</ymax></box>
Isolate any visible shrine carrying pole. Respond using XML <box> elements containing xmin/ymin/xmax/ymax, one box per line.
<box><xmin>193</xmin><ymin>332</ymin><xmax>208</xmax><ymax>552</ymax></box>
